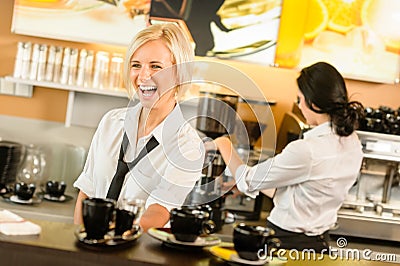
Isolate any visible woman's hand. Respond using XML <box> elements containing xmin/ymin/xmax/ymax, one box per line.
<box><xmin>73</xmin><ymin>191</ymin><xmax>88</xmax><ymax>225</ymax></box>
<box><xmin>202</xmin><ymin>137</ymin><xmax>217</xmax><ymax>152</ymax></box>
<box><xmin>139</xmin><ymin>203</ymin><xmax>169</xmax><ymax>232</ymax></box>
<box><xmin>222</xmin><ymin>179</ymin><xmax>241</xmax><ymax>198</ymax></box>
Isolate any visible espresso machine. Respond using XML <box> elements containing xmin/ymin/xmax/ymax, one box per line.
<box><xmin>185</xmin><ymin>89</ymin><xmax>239</xmax><ymax>231</ymax></box>
<box><xmin>223</xmin><ymin>98</ymin><xmax>271</xmax><ymax>220</ymax></box>
<box><xmin>332</xmin><ymin>107</ymin><xmax>400</xmax><ymax>242</ymax></box>
<box><xmin>185</xmin><ymin>86</ymin><xmax>276</xmax><ymax>229</ymax></box>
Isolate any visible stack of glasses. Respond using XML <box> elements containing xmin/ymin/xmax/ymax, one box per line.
<box><xmin>13</xmin><ymin>41</ymin><xmax>125</xmax><ymax>91</ymax></box>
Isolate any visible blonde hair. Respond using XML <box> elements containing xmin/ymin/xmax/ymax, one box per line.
<box><xmin>123</xmin><ymin>23</ymin><xmax>194</xmax><ymax>99</ymax></box>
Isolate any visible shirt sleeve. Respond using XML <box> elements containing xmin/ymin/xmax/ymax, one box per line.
<box><xmin>235</xmin><ymin>139</ymin><xmax>312</xmax><ymax>193</ymax></box>
<box><xmin>72</xmin><ymin>114</ymin><xmax>106</xmax><ymax>197</ymax></box>
<box><xmin>235</xmin><ymin>164</ymin><xmax>259</xmax><ymax>198</ymax></box>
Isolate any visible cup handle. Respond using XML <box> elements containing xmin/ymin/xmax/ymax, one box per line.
<box><xmin>266</xmin><ymin>237</ymin><xmax>281</xmax><ymax>250</ymax></box>
<box><xmin>202</xmin><ymin>220</ymin><xmax>216</xmax><ymax>234</ymax></box>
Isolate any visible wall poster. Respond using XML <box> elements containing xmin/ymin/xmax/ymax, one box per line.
<box><xmin>11</xmin><ymin>0</ymin><xmax>151</xmax><ymax>46</ymax></box>
<box><xmin>275</xmin><ymin>0</ymin><xmax>400</xmax><ymax>84</ymax></box>
<box><xmin>11</xmin><ymin>0</ymin><xmax>283</xmax><ymax>66</ymax></box>
<box><xmin>149</xmin><ymin>0</ymin><xmax>283</xmax><ymax>66</ymax></box>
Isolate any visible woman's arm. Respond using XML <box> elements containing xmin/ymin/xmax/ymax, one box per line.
<box><xmin>213</xmin><ymin>136</ymin><xmax>277</xmax><ymax>197</ymax></box>
<box><xmin>139</xmin><ymin>203</ymin><xmax>170</xmax><ymax>232</ymax></box>
<box><xmin>213</xmin><ymin>136</ymin><xmax>244</xmax><ymax>178</ymax></box>
<box><xmin>73</xmin><ymin>190</ymin><xmax>88</xmax><ymax>225</ymax></box>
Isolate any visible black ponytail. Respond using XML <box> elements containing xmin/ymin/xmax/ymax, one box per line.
<box><xmin>297</xmin><ymin>62</ymin><xmax>365</xmax><ymax>137</ymax></box>
<box><xmin>330</xmin><ymin>101</ymin><xmax>365</xmax><ymax>137</ymax></box>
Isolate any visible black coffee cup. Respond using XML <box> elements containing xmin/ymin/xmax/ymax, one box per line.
<box><xmin>192</xmin><ymin>203</ymin><xmax>224</xmax><ymax>233</ymax></box>
<box><xmin>14</xmin><ymin>182</ymin><xmax>36</xmax><ymax>200</ymax></box>
<box><xmin>45</xmin><ymin>180</ymin><xmax>66</xmax><ymax>198</ymax></box>
<box><xmin>233</xmin><ymin>223</ymin><xmax>280</xmax><ymax>261</ymax></box>
<box><xmin>82</xmin><ymin>198</ymin><xmax>115</xmax><ymax>240</ymax></box>
<box><xmin>115</xmin><ymin>209</ymin><xmax>135</xmax><ymax>236</ymax></box>
<box><xmin>203</xmin><ymin>199</ymin><xmax>227</xmax><ymax>232</ymax></box>
<box><xmin>114</xmin><ymin>198</ymin><xmax>145</xmax><ymax>236</ymax></box>
<box><xmin>170</xmin><ymin>207</ymin><xmax>215</xmax><ymax>242</ymax></box>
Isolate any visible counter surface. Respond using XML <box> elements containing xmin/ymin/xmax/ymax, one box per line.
<box><xmin>0</xmin><ymin>191</ymin><xmax>77</xmax><ymax>223</ymax></box>
<box><xmin>0</xmin><ymin>219</ymin><xmax>398</xmax><ymax>266</ymax></box>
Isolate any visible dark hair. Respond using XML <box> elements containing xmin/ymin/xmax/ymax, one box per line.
<box><xmin>296</xmin><ymin>62</ymin><xmax>364</xmax><ymax>137</ymax></box>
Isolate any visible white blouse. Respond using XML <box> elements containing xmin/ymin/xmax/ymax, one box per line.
<box><xmin>73</xmin><ymin>103</ymin><xmax>204</xmax><ymax>211</ymax></box>
<box><xmin>236</xmin><ymin>122</ymin><xmax>363</xmax><ymax>235</ymax></box>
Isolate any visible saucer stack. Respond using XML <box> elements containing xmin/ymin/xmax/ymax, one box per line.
<box><xmin>0</xmin><ymin>141</ymin><xmax>24</xmax><ymax>188</ymax></box>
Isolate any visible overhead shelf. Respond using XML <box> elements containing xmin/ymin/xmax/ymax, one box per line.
<box><xmin>5</xmin><ymin>76</ymin><xmax>128</xmax><ymax>98</ymax></box>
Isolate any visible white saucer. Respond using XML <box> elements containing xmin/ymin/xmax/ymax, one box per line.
<box><xmin>10</xmin><ymin>195</ymin><xmax>33</xmax><ymax>204</ymax></box>
<box><xmin>44</xmin><ymin>193</ymin><xmax>66</xmax><ymax>202</ymax></box>
<box><xmin>148</xmin><ymin>227</ymin><xmax>221</xmax><ymax>248</ymax></box>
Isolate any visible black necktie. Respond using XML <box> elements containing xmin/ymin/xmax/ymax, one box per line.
<box><xmin>106</xmin><ymin>132</ymin><xmax>159</xmax><ymax>201</ymax></box>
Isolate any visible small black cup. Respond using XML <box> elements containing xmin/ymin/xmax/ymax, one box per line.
<box><xmin>233</xmin><ymin>223</ymin><xmax>280</xmax><ymax>261</ymax></box>
<box><xmin>115</xmin><ymin>209</ymin><xmax>136</xmax><ymax>236</ymax></box>
<box><xmin>45</xmin><ymin>180</ymin><xmax>66</xmax><ymax>198</ymax></box>
<box><xmin>170</xmin><ymin>207</ymin><xmax>215</xmax><ymax>242</ymax></box>
<box><xmin>14</xmin><ymin>182</ymin><xmax>36</xmax><ymax>200</ymax></box>
<box><xmin>203</xmin><ymin>199</ymin><xmax>227</xmax><ymax>232</ymax></box>
<box><xmin>82</xmin><ymin>198</ymin><xmax>115</xmax><ymax>240</ymax></box>
<box><xmin>114</xmin><ymin>198</ymin><xmax>145</xmax><ymax>236</ymax></box>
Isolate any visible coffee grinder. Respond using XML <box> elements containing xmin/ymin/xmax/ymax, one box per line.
<box><xmin>185</xmin><ymin>89</ymin><xmax>239</xmax><ymax>231</ymax></box>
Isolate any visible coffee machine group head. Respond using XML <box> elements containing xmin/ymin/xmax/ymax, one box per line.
<box><xmin>193</xmin><ymin>89</ymin><xmax>239</xmax><ymax>197</ymax></box>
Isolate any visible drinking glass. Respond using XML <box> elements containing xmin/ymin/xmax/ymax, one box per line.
<box><xmin>17</xmin><ymin>144</ymin><xmax>45</xmax><ymax>187</ymax></box>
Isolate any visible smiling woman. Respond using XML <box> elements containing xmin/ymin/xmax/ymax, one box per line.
<box><xmin>73</xmin><ymin>23</ymin><xmax>205</xmax><ymax>233</ymax></box>
<box><xmin>129</xmin><ymin>39</ymin><xmax>175</xmax><ymax>111</ymax></box>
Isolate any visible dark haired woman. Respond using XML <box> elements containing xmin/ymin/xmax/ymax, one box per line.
<box><xmin>211</xmin><ymin>62</ymin><xmax>365</xmax><ymax>252</ymax></box>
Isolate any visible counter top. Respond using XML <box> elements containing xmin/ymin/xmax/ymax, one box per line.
<box><xmin>0</xmin><ymin>219</ymin><xmax>398</xmax><ymax>266</ymax></box>
<box><xmin>1</xmin><ymin>191</ymin><xmax>399</xmax><ymax>265</ymax></box>
<box><xmin>0</xmin><ymin>191</ymin><xmax>77</xmax><ymax>223</ymax></box>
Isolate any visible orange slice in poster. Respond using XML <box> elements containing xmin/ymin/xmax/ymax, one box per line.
<box><xmin>361</xmin><ymin>0</ymin><xmax>400</xmax><ymax>54</ymax></box>
<box><xmin>322</xmin><ymin>0</ymin><xmax>365</xmax><ymax>34</ymax></box>
<box><xmin>304</xmin><ymin>0</ymin><xmax>329</xmax><ymax>41</ymax></box>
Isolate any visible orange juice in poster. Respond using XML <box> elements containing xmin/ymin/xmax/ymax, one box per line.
<box><xmin>275</xmin><ymin>0</ymin><xmax>309</xmax><ymax>68</ymax></box>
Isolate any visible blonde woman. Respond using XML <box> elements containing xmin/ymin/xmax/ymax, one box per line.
<box><xmin>73</xmin><ymin>23</ymin><xmax>204</xmax><ymax>232</ymax></box>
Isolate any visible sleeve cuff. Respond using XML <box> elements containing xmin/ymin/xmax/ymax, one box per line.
<box><xmin>73</xmin><ymin>172</ymin><xmax>94</xmax><ymax>197</ymax></box>
<box><xmin>235</xmin><ymin>164</ymin><xmax>259</xmax><ymax>199</ymax></box>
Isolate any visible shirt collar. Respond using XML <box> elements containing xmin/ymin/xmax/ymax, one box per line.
<box><xmin>303</xmin><ymin>121</ymin><xmax>333</xmax><ymax>139</ymax></box>
<box><xmin>119</xmin><ymin>102</ymin><xmax>186</xmax><ymax>144</ymax></box>
<box><xmin>152</xmin><ymin>103</ymin><xmax>186</xmax><ymax>143</ymax></box>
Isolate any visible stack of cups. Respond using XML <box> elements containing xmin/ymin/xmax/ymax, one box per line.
<box><xmin>52</xmin><ymin>46</ymin><xmax>63</xmax><ymax>83</ymax></box>
<box><xmin>18</xmin><ymin>42</ymin><xmax>32</xmax><ymax>80</ymax></box>
<box><xmin>36</xmin><ymin>44</ymin><xmax>48</xmax><ymax>81</ymax></box>
<box><xmin>68</xmin><ymin>48</ymin><xmax>79</xmax><ymax>85</ymax></box>
<box><xmin>60</xmin><ymin>47</ymin><xmax>71</xmax><ymax>84</ymax></box>
<box><xmin>12</xmin><ymin>42</ymin><xmax>126</xmax><ymax>92</ymax></box>
<box><xmin>109</xmin><ymin>53</ymin><xmax>124</xmax><ymax>90</ymax></box>
<box><xmin>92</xmin><ymin>51</ymin><xmax>110</xmax><ymax>90</ymax></box>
